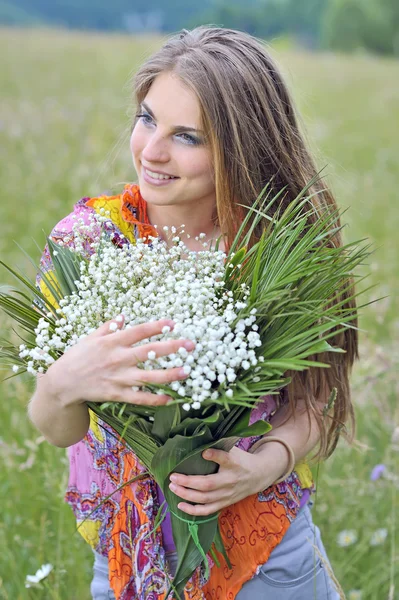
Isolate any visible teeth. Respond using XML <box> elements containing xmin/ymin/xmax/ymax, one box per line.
<box><xmin>145</xmin><ymin>168</ymin><xmax>175</xmax><ymax>180</ymax></box>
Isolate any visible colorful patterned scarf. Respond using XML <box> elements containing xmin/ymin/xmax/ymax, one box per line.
<box><xmin>36</xmin><ymin>183</ymin><xmax>314</xmax><ymax>599</ymax></box>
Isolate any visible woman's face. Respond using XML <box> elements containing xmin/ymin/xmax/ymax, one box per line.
<box><xmin>130</xmin><ymin>71</ymin><xmax>216</xmax><ymax>216</ymax></box>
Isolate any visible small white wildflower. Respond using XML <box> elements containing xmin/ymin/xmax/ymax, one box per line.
<box><xmin>192</xmin><ymin>401</ymin><xmax>201</xmax><ymax>409</ymax></box>
<box><xmin>370</xmin><ymin>528</ymin><xmax>388</xmax><ymax>546</ymax></box>
<box><xmin>225</xmin><ymin>389</ymin><xmax>233</xmax><ymax>398</ymax></box>
<box><xmin>115</xmin><ymin>315</ymin><xmax>124</xmax><ymax>323</ymax></box>
<box><xmin>147</xmin><ymin>351</ymin><xmax>157</xmax><ymax>360</ymax></box>
<box><xmin>391</xmin><ymin>426</ymin><xmax>399</xmax><ymax>445</ymax></box>
<box><xmin>109</xmin><ymin>322</ymin><xmax>118</xmax><ymax>332</ymax></box>
<box><xmin>182</xmin><ymin>403</ymin><xmax>191</xmax><ymax>411</ymax></box>
<box><xmin>131</xmin><ymin>386</ymin><xmax>140</xmax><ymax>392</ymax></box>
<box><xmin>12</xmin><ymin>365</ymin><xmax>19</xmax><ymax>373</ymax></box>
<box><xmin>337</xmin><ymin>530</ymin><xmax>357</xmax><ymax>547</ymax></box>
<box><xmin>25</xmin><ymin>563</ymin><xmax>53</xmax><ymax>588</ymax></box>
<box><xmin>347</xmin><ymin>591</ymin><xmax>362</xmax><ymax>600</ymax></box>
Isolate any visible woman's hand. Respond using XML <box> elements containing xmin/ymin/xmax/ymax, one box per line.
<box><xmin>168</xmin><ymin>443</ymin><xmax>289</xmax><ymax>516</ymax></box>
<box><xmin>30</xmin><ymin>314</ymin><xmax>196</xmax><ymax>447</ymax></box>
<box><xmin>44</xmin><ymin>315</ymin><xmax>195</xmax><ymax>409</ymax></box>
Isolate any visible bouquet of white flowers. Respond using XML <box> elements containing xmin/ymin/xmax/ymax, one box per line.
<box><xmin>0</xmin><ymin>179</ymin><xmax>370</xmax><ymax>597</ymax></box>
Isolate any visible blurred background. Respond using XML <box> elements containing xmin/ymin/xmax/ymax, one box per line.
<box><xmin>1</xmin><ymin>0</ymin><xmax>399</xmax><ymax>55</ymax></box>
<box><xmin>0</xmin><ymin>1</ymin><xmax>398</xmax><ymax>599</ymax></box>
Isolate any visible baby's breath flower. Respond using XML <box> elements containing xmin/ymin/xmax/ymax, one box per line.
<box><xmin>21</xmin><ymin>210</ymin><xmax>264</xmax><ymax>410</ymax></box>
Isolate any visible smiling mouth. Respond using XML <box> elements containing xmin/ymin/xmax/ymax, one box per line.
<box><xmin>143</xmin><ymin>167</ymin><xmax>179</xmax><ymax>181</ymax></box>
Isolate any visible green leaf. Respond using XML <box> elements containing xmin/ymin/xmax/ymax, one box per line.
<box><xmin>151</xmin><ymin>403</ymin><xmax>181</xmax><ymax>443</ymax></box>
<box><xmin>47</xmin><ymin>237</ymin><xmax>85</xmax><ymax>296</ymax></box>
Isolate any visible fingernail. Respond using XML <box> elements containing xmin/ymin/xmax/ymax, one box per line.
<box><xmin>183</xmin><ymin>340</ymin><xmax>195</xmax><ymax>351</ymax></box>
<box><xmin>178</xmin><ymin>368</ymin><xmax>189</xmax><ymax>377</ymax></box>
<box><xmin>170</xmin><ymin>474</ymin><xmax>177</xmax><ymax>482</ymax></box>
<box><xmin>169</xmin><ymin>483</ymin><xmax>177</xmax><ymax>492</ymax></box>
<box><xmin>166</xmin><ymin>398</ymin><xmax>174</xmax><ymax>405</ymax></box>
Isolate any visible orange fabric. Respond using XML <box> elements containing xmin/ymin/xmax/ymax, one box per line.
<box><xmin>120</xmin><ymin>183</ymin><xmax>159</xmax><ymax>241</ymax></box>
<box><xmin>203</xmin><ymin>491</ymin><xmax>293</xmax><ymax>599</ymax></box>
<box><xmin>108</xmin><ymin>450</ymin><xmax>298</xmax><ymax>599</ymax></box>
<box><xmin>108</xmin><ymin>453</ymin><xmax>144</xmax><ymax>599</ymax></box>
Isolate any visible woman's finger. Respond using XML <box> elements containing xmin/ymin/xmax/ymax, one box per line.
<box><xmin>177</xmin><ymin>500</ymin><xmax>225</xmax><ymax>517</ymax></box>
<box><xmin>169</xmin><ymin>482</ymin><xmax>223</xmax><ymax>505</ymax></box>
<box><xmin>116</xmin><ymin>319</ymin><xmax>176</xmax><ymax>346</ymax></box>
<box><xmin>91</xmin><ymin>314</ymin><xmax>126</xmax><ymax>337</ymax></box>
<box><xmin>202</xmin><ymin>448</ymin><xmax>233</xmax><ymax>467</ymax></box>
<box><xmin>129</xmin><ymin>338</ymin><xmax>195</xmax><ymax>363</ymax></box>
<box><xmin>127</xmin><ymin>390</ymin><xmax>172</xmax><ymax>406</ymax></box>
<box><xmin>96</xmin><ymin>387</ymin><xmax>172</xmax><ymax>406</ymax></box>
<box><xmin>168</xmin><ymin>471</ymin><xmax>232</xmax><ymax>492</ymax></box>
<box><xmin>129</xmin><ymin>366</ymin><xmax>189</xmax><ymax>386</ymax></box>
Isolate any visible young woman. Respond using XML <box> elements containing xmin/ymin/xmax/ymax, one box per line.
<box><xmin>30</xmin><ymin>26</ymin><xmax>356</xmax><ymax>599</ymax></box>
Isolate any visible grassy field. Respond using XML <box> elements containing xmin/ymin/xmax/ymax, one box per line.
<box><xmin>0</xmin><ymin>27</ymin><xmax>398</xmax><ymax>600</ymax></box>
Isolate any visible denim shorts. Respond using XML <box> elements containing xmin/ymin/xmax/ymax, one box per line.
<box><xmin>91</xmin><ymin>504</ymin><xmax>340</xmax><ymax>599</ymax></box>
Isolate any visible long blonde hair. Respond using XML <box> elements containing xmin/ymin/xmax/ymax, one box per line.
<box><xmin>133</xmin><ymin>25</ymin><xmax>358</xmax><ymax>460</ymax></box>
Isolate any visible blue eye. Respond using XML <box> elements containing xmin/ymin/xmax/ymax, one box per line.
<box><xmin>177</xmin><ymin>133</ymin><xmax>200</xmax><ymax>146</ymax></box>
<box><xmin>136</xmin><ymin>112</ymin><xmax>153</xmax><ymax>126</ymax></box>
<box><xmin>136</xmin><ymin>112</ymin><xmax>201</xmax><ymax>146</ymax></box>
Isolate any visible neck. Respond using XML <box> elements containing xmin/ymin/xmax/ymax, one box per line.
<box><xmin>146</xmin><ymin>203</ymin><xmax>224</xmax><ymax>252</ymax></box>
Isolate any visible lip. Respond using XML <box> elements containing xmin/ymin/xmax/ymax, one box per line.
<box><xmin>142</xmin><ymin>164</ymin><xmax>177</xmax><ymax>177</ymax></box>
<box><xmin>142</xmin><ymin>166</ymin><xmax>180</xmax><ymax>186</ymax></box>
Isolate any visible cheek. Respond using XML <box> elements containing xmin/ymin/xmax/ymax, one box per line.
<box><xmin>185</xmin><ymin>150</ymin><xmax>214</xmax><ymax>182</ymax></box>
<box><xmin>130</xmin><ymin>127</ymin><xmax>145</xmax><ymax>162</ymax></box>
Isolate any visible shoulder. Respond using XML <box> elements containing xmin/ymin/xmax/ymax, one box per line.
<box><xmin>48</xmin><ymin>183</ymin><xmax>144</xmax><ymax>245</ymax></box>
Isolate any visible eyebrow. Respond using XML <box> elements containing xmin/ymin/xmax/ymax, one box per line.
<box><xmin>141</xmin><ymin>102</ymin><xmax>204</xmax><ymax>135</ymax></box>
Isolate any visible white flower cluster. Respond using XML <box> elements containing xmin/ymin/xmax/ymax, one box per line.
<box><xmin>20</xmin><ymin>210</ymin><xmax>263</xmax><ymax>409</ymax></box>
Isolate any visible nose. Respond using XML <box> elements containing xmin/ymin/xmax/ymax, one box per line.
<box><xmin>141</xmin><ymin>131</ymin><xmax>170</xmax><ymax>164</ymax></box>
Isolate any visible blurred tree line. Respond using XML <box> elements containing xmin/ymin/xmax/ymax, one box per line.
<box><xmin>1</xmin><ymin>0</ymin><xmax>398</xmax><ymax>56</ymax></box>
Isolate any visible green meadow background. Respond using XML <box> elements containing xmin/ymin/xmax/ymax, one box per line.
<box><xmin>0</xmin><ymin>27</ymin><xmax>398</xmax><ymax>600</ymax></box>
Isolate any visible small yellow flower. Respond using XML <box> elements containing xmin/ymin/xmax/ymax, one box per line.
<box><xmin>337</xmin><ymin>530</ymin><xmax>358</xmax><ymax>547</ymax></box>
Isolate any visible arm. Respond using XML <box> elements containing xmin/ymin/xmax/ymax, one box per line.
<box><xmin>169</xmin><ymin>398</ymin><xmax>324</xmax><ymax>516</ymax></box>
<box><xmin>251</xmin><ymin>398</ymin><xmax>323</xmax><ymax>481</ymax></box>
<box><xmin>28</xmin><ymin>373</ymin><xmax>90</xmax><ymax>448</ymax></box>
